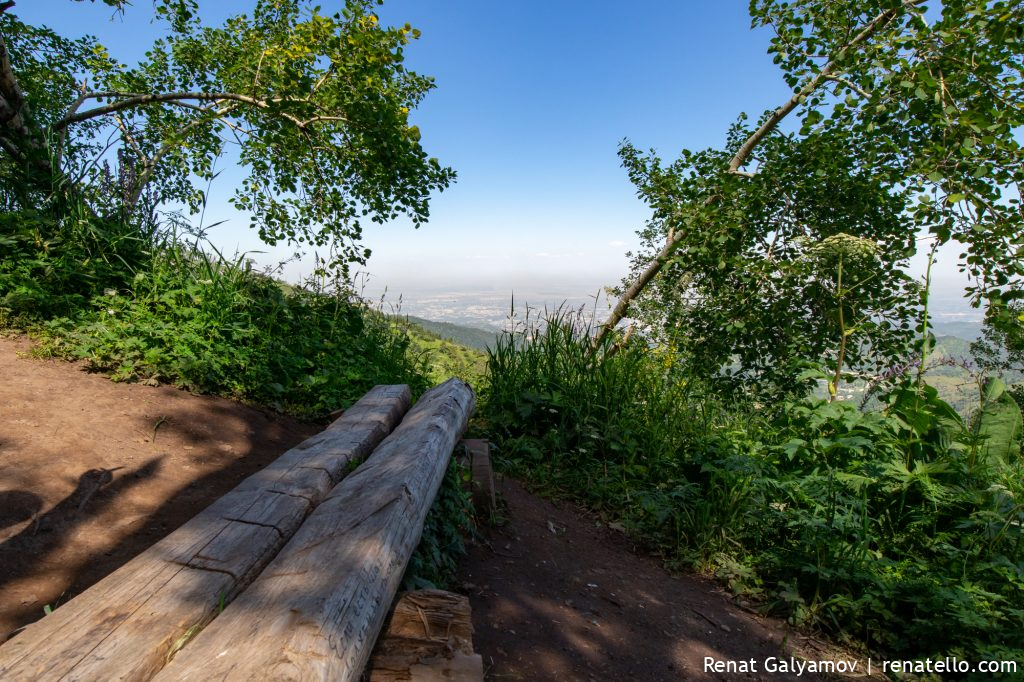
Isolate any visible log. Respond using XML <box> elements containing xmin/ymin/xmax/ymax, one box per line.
<box><xmin>460</xmin><ymin>439</ymin><xmax>496</xmax><ymax>517</ymax></box>
<box><xmin>155</xmin><ymin>379</ymin><xmax>475</xmax><ymax>682</ymax></box>
<box><xmin>0</xmin><ymin>385</ymin><xmax>412</xmax><ymax>682</ymax></box>
<box><xmin>366</xmin><ymin>590</ymin><xmax>483</xmax><ymax>682</ymax></box>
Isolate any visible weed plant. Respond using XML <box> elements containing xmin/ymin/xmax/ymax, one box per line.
<box><xmin>403</xmin><ymin>459</ymin><xmax>475</xmax><ymax>591</ymax></box>
<box><xmin>0</xmin><ymin>207</ymin><xmax>151</xmax><ymax>324</ymax></box>
<box><xmin>482</xmin><ymin>306</ymin><xmax>1024</xmax><ymax>668</ymax></box>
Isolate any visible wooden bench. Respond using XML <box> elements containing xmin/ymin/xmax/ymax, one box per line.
<box><xmin>0</xmin><ymin>379</ymin><xmax>475</xmax><ymax>682</ymax></box>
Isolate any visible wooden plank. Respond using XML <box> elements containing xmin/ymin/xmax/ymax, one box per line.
<box><xmin>0</xmin><ymin>385</ymin><xmax>412</xmax><ymax>682</ymax></box>
<box><xmin>155</xmin><ymin>379</ymin><xmax>475</xmax><ymax>682</ymax></box>
<box><xmin>366</xmin><ymin>590</ymin><xmax>483</xmax><ymax>682</ymax></box>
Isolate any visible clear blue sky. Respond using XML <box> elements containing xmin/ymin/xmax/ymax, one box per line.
<box><xmin>14</xmin><ymin>0</ymin><xmax>971</xmax><ymax>306</ymax></box>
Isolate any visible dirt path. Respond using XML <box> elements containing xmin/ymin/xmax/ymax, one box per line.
<box><xmin>458</xmin><ymin>479</ymin><xmax>868</xmax><ymax>681</ymax></box>
<box><xmin>1</xmin><ymin>334</ymin><xmax>863</xmax><ymax>680</ymax></box>
<box><xmin>0</xmin><ymin>335</ymin><xmax>318</xmax><ymax>641</ymax></box>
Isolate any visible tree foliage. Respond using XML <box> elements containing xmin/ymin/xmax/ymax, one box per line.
<box><xmin>0</xmin><ymin>0</ymin><xmax>453</xmax><ymax>270</ymax></box>
<box><xmin>620</xmin><ymin>128</ymin><xmax>919</xmax><ymax>397</ymax></box>
<box><xmin>973</xmin><ymin>299</ymin><xmax>1024</xmax><ymax>407</ymax></box>
<box><xmin>607</xmin><ymin>0</ymin><xmax>1024</xmax><ymax>397</ymax></box>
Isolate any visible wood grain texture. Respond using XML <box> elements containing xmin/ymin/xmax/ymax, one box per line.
<box><xmin>366</xmin><ymin>589</ymin><xmax>482</xmax><ymax>682</ymax></box>
<box><xmin>155</xmin><ymin>379</ymin><xmax>475</xmax><ymax>682</ymax></box>
<box><xmin>0</xmin><ymin>385</ymin><xmax>411</xmax><ymax>682</ymax></box>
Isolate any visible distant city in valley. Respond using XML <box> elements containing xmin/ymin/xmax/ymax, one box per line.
<box><xmin>367</xmin><ymin>284</ymin><xmax>985</xmax><ymax>340</ymax></box>
<box><xmin>367</xmin><ymin>286</ymin><xmax>618</xmax><ymax>333</ymax></box>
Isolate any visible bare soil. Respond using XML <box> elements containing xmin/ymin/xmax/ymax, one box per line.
<box><xmin>0</xmin><ymin>334</ymin><xmax>318</xmax><ymax>641</ymax></box>
<box><xmin>1</xmin><ymin>334</ymin><xmax>866</xmax><ymax>680</ymax></box>
<box><xmin>458</xmin><ymin>480</ymin><xmax>866</xmax><ymax>681</ymax></box>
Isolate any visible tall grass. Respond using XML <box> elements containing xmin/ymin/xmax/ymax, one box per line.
<box><xmin>0</xmin><ymin>206</ymin><xmax>151</xmax><ymax>323</ymax></box>
<box><xmin>483</xmin><ymin>305</ymin><xmax>758</xmax><ymax>553</ymax></box>
<box><xmin>1</xmin><ymin>204</ymin><xmax>428</xmax><ymax>418</ymax></box>
<box><xmin>482</xmin><ymin>306</ymin><xmax>1024</xmax><ymax>667</ymax></box>
<box><xmin>33</xmin><ymin>232</ymin><xmax>427</xmax><ymax>417</ymax></box>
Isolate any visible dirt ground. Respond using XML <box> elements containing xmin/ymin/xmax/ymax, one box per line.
<box><xmin>458</xmin><ymin>479</ymin><xmax>871</xmax><ymax>681</ymax></box>
<box><xmin>1</xmin><ymin>334</ymin><xmax>866</xmax><ymax>680</ymax></box>
<box><xmin>0</xmin><ymin>335</ymin><xmax>319</xmax><ymax>641</ymax></box>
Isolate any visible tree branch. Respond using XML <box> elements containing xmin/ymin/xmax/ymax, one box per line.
<box><xmin>54</xmin><ymin>91</ymin><xmax>308</xmax><ymax>130</ymax></box>
<box><xmin>822</xmin><ymin>74</ymin><xmax>871</xmax><ymax>99</ymax></box>
<box><xmin>594</xmin><ymin>218</ymin><xmax>689</xmax><ymax>348</ymax></box>
<box><xmin>125</xmin><ymin>101</ymin><xmax>240</xmax><ymax>208</ymax></box>
<box><xmin>113</xmin><ymin>113</ymin><xmax>145</xmax><ymax>160</ymax></box>
<box><xmin>54</xmin><ymin>82</ymin><xmax>89</xmax><ymax>169</ymax></box>
<box><xmin>598</xmin><ymin>0</ymin><xmax>927</xmax><ymax>345</ymax></box>
<box><xmin>308</xmin><ymin>63</ymin><xmax>335</xmax><ymax>98</ymax></box>
<box><xmin>727</xmin><ymin>0</ymin><xmax>924</xmax><ymax>176</ymax></box>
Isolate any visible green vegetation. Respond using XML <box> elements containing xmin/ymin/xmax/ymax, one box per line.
<box><xmin>0</xmin><ymin>0</ymin><xmax>452</xmax><ymax>273</ymax></box>
<box><xmin>397</xmin><ymin>316</ymin><xmax>487</xmax><ymax>388</ymax></box>
<box><xmin>481</xmin><ymin>1</ymin><xmax>1024</xmax><ymax>668</ymax></box>
<box><xmin>4</xmin><ymin>0</ymin><xmax>1024</xmax><ymax>672</ymax></box>
<box><xmin>403</xmin><ymin>459</ymin><xmax>475</xmax><ymax>591</ymax></box>
<box><xmin>482</xmin><ymin>308</ymin><xmax>1024</xmax><ymax>665</ymax></box>
<box><xmin>0</xmin><ymin>209</ymin><xmax>427</xmax><ymax>418</ymax></box>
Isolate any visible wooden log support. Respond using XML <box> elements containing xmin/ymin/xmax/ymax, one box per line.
<box><xmin>155</xmin><ymin>378</ymin><xmax>475</xmax><ymax>682</ymax></box>
<box><xmin>0</xmin><ymin>385</ymin><xmax>412</xmax><ymax>682</ymax></box>
<box><xmin>367</xmin><ymin>590</ymin><xmax>483</xmax><ymax>682</ymax></box>
<box><xmin>459</xmin><ymin>438</ymin><xmax>496</xmax><ymax>517</ymax></box>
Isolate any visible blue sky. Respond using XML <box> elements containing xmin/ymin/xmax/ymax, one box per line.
<box><xmin>14</xmin><ymin>0</ymin><xmax>972</xmax><ymax>308</ymax></box>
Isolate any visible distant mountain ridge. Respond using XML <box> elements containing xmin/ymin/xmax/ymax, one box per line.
<box><xmin>931</xmin><ymin>319</ymin><xmax>984</xmax><ymax>340</ymax></box>
<box><xmin>401</xmin><ymin>315</ymin><xmax>500</xmax><ymax>352</ymax></box>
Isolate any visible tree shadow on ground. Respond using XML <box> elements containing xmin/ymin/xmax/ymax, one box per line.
<box><xmin>0</xmin><ymin>395</ymin><xmax>318</xmax><ymax>642</ymax></box>
<box><xmin>0</xmin><ymin>458</ymin><xmax>163</xmax><ymax>591</ymax></box>
<box><xmin>458</xmin><ymin>478</ymin><xmax>834</xmax><ymax>682</ymax></box>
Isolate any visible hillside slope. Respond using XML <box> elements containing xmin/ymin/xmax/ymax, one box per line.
<box><xmin>395</xmin><ymin>316</ymin><xmax>488</xmax><ymax>387</ymax></box>
<box><xmin>402</xmin><ymin>315</ymin><xmax>499</xmax><ymax>352</ymax></box>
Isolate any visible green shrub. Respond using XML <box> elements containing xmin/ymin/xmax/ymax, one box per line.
<box><xmin>24</xmin><ymin>237</ymin><xmax>426</xmax><ymax>417</ymax></box>
<box><xmin>0</xmin><ymin>208</ymin><xmax>149</xmax><ymax>324</ymax></box>
<box><xmin>403</xmin><ymin>459</ymin><xmax>475</xmax><ymax>590</ymax></box>
<box><xmin>482</xmin><ymin>307</ymin><xmax>1024</xmax><ymax>664</ymax></box>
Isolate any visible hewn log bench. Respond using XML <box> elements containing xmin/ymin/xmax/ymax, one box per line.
<box><xmin>155</xmin><ymin>378</ymin><xmax>474</xmax><ymax>681</ymax></box>
<box><xmin>0</xmin><ymin>379</ymin><xmax>474</xmax><ymax>681</ymax></box>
